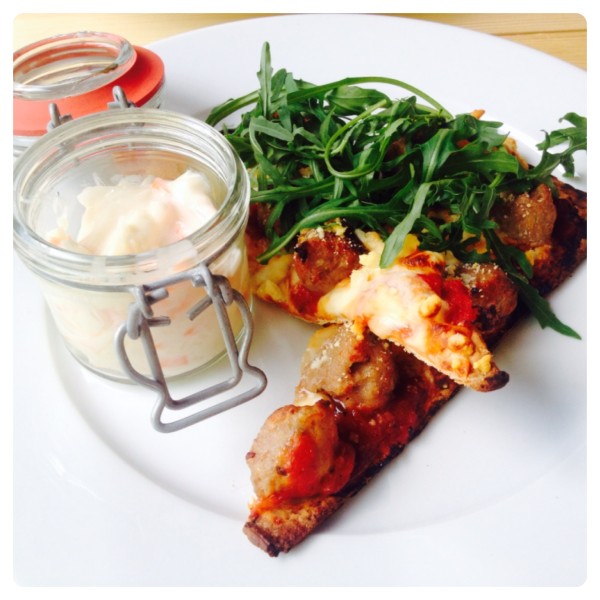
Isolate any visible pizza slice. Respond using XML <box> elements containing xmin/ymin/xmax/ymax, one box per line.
<box><xmin>205</xmin><ymin>43</ymin><xmax>587</xmax><ymax>556</ymax></box>
<box><xmin>243</xmin><ymin>175</ymin><xmax>586</xmax><ymax>556</ymax></box>
<box><xmin>245</xmin><ymin>321</ymin><xmax>459</xmax><ymax>556</ymax></box>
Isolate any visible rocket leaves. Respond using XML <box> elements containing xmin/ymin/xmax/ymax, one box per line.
<box><xmin>206</xmin><ymin>42</ymin><xmax>586</xmax><ymax>337</ymax></box>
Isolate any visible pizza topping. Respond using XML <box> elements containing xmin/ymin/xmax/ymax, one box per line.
<box><xmin>440</xmin><ymin>278</ymin><xmax>478</xmax><ymax>326</ymax></box>
<box><xmin>493</xmin><ymin>183</ymin><xmax>557</xmax><ymax>249</ymax></box>
<box><xmin>297</xmin><ymin>323</ymin><xmax>399</xmax><ymax>412</ymax></box>
<box><xmin>247</xmin><ymin>401</ymin><xmax>355</xmax><ymax>506</ymax></box>
<box><xmin>418</xmin><ymin>292</ymin><xmax>443</xmax><ymax>318</ymax></box>
<box><xmin>250</xmin><ymin>254</ymin><xmax>293</xmax><ymax>306</ymax></box>
<box><xmin>417</xmin><ymin>272</ymin><xmax>477</xmax><ymax>326</ymax></box>
<box><xmin>453</xmin><ymin>262</ymin><xmax>519</xmax><ymax>339</ymax></box>
<box><xmin>318</xmin><ymin>243</ymin><xmax>508</xmax><ymax>391</ymax></box>
<box><xmin>292</xmin><ymin>222</ymin><xmax>363</xmax><ymax>295</ymax></box>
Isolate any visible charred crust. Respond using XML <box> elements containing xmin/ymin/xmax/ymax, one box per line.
<box><xmin>243</xmin><ymin>522</ymin><xmax>282</xmax><ymax>557</ymax></box>
<box><xmin>244</xmin><ymin>496</ymin><xmax>341</xmax><ymax>556</ymax></box>
<box><xmin>477</xmin><ymin>369</ymin><xmax>510</xmax><ymax>392</ymax></box>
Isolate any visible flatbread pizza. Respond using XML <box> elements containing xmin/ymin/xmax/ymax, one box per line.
<box><xmin>207</xmin><ymin>43</ymin><xmax>587</xmax><ymax>556</ymax></box>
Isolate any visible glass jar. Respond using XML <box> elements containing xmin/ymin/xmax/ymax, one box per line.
<box><xmin>13</xmin><ymin>108</ymin><xmax>253</xmax><ymax>383</ymax></box>
<box><xmin>13</xmin><ymin>31</ymin><xmax>165</xmax><ymax>157</ymax></box>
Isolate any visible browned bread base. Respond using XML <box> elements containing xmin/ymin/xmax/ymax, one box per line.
<box><xmin>243</xmin><ymin>177</ymin><xmax>587</xmax><ymax>557</ymax></box>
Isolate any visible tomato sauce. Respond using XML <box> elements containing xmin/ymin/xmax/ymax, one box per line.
<box><xmin>285</xmin><ymin>432</ymin><xmax>321</xmax><ymax>498</ymax></box>
<box><xmin>289</xmin><ymin>283</ymin><xmax>322</xmax><ymax>318</ymax></box>
<box><xmin>418</xmin><ymin>273</ymin><xmax>476</xmax><ymax>325</ymax></box>
<box><xmin>334</xmin><ymin>381</ymin><xmax>428</xmax><ymax>477</ymax></box>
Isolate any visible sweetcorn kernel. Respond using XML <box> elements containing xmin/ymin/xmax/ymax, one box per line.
<box><xmin>448</xmin><ymin>333</ymin><xmax>468</xmax><ymax>350</ymax></box>
<box><xmin>419</xmin><ymin>295</ymin><xmax>442</xmax><ymax>318</ymax></box>
<box><xmin>448</xmin><ymin>333</ymin><xmax>475</xmax><ymax>355</ymax></box>
<box><xmin>474</xmin><ymin>354</ymin><xmax>492</xmax><ymax>374</ymax></box>
<box><xmin>257</xmin><ymin>280</ymin><xmax>285</xmax><ymax>304</ymax></box>
<box><xmin>451</xmin><ymin>355</ymin><xmax>471</xmax><ymax>376</ymax></box>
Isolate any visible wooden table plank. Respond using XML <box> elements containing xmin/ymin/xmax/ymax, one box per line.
<box><xmin>13</xmin><ymin>13</ymin><xmax>586</xmax><ymax>70</ymax></box>
<box><xmin>403</xmin><ymin>13</ymin><xmax>586</xmax><ymax>35</ymax></box>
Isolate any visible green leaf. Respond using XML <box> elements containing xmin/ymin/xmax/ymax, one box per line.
<box><xmin>380</xmin><ymin>182</ymin><xmax>432</xmax><ymax>267</ymax></box>
<box><xmin>327</xmin><ymin>85</ymin><xmax>390</xmax><ymax>115</ymax></box>
<box><xmin>420</xmin><ymin>129</ymin><xmax>455</xmax><ymax>182</ymax></box>
<box><xmin>249</xmin><ymin>115</ymin><xmax>295</xmax><ymax>142</ymax></box>
<box><xmin>323</xmin><ymin>98</ymin><xmax>390</xmax><ymax>178</ymax></box>
<box><xmin>513</xmin><ymin>275</ymin><xmax>581</xmax><ymax>339</ymax></box>
<box><xmin>451</xmin><ymin>114</ymin><xmax>507</xmax><ymax>147</ymax></box>
<box><xmin>485</xmin><ymin>229</ymin><xmax>533</xmax><ymax>279</ymax></box>
<box><xmin>460</xmin><ymin>184</ymin><xmax>499</xmax><ymax>234</ymax></box>
<box><xmin>441</xmin><ymin>143</ymin><xmax>522</xmax><ymax>179</ymax></box>
<box><xmin>531</xmin><ymin>112</ymin><xmax>587</xmax><ymax>178</ymax></box>
<box><xmin>536</xmin><ymin>113</ymin><xmax>587</xmax><ymax>150</ymax></box>
<box><xmin>257</xmin><ymin>42</ymin><xmax>273</xmax><ymax>118</ymax></box>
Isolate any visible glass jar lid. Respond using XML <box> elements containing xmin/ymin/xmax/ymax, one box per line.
<box><xmin>13</xmin><ymin>31</ymin><xmax>165</xmax><ymax>137</ymax></box>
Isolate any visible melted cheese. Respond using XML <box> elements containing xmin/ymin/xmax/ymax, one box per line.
<box><xmin>253</xmin><ymin>254</ymin><xmax>293</xmax><ymax>304</ymax></box>
<box><xmin>317</xmin><ymin>242</ymin><xmax>505</xmax><ymax>391</ymax></box>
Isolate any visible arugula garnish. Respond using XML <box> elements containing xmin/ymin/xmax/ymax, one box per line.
<box><xmin>529</xmin><ymin>113</ymin><xmax>587</xmax><ymax>181</ymax></box>
<box><xmin>206</xmin><ymin>42</ymin><xmax>586</xmax><ymax>338</ymax></box>
<box><xmin>484</xmin><ymin>230</ymin><xmax>581</xmax><ymax>339</ymax></box>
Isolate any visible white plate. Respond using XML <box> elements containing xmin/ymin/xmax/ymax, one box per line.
<box><xmin>13</xmin><ymin>14</ymin><xmax>587</xmax><ymax>586</ymax></box>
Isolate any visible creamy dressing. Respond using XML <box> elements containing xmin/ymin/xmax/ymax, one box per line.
<box><xmin>47</xmin><ymin>170</ymin><xmax>217</xmax><ymax>255</ymax></box>
<box><xmin>42</xmin><ymin>170</ymin><xmax>248</xmax><ymax>379</ymax></box>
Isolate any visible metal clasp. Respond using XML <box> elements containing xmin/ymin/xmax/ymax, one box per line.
<box><xmin>115</xmin><ymin>263</ymin><xmax>267</xmax><ymax>433</ymax></box>
<box><xmin>107</xmin><ymin>85</ymin><xmax>135</xmax><ymax>109</ymax></box>
<box><xmin>47</xmin><ymin>102</ymin><xmax>73</xmax><ymax>130</ymax></box>
<box><xmin>47</xmin><ymin>85</ymin><xmax>134</xmax><ymax>131</ymax></box>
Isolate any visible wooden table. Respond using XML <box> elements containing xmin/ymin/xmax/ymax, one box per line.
<box><xmin>13</xmin><ymin>13</ymin><xmax>586</xmax><ymax>70</ymax></box>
